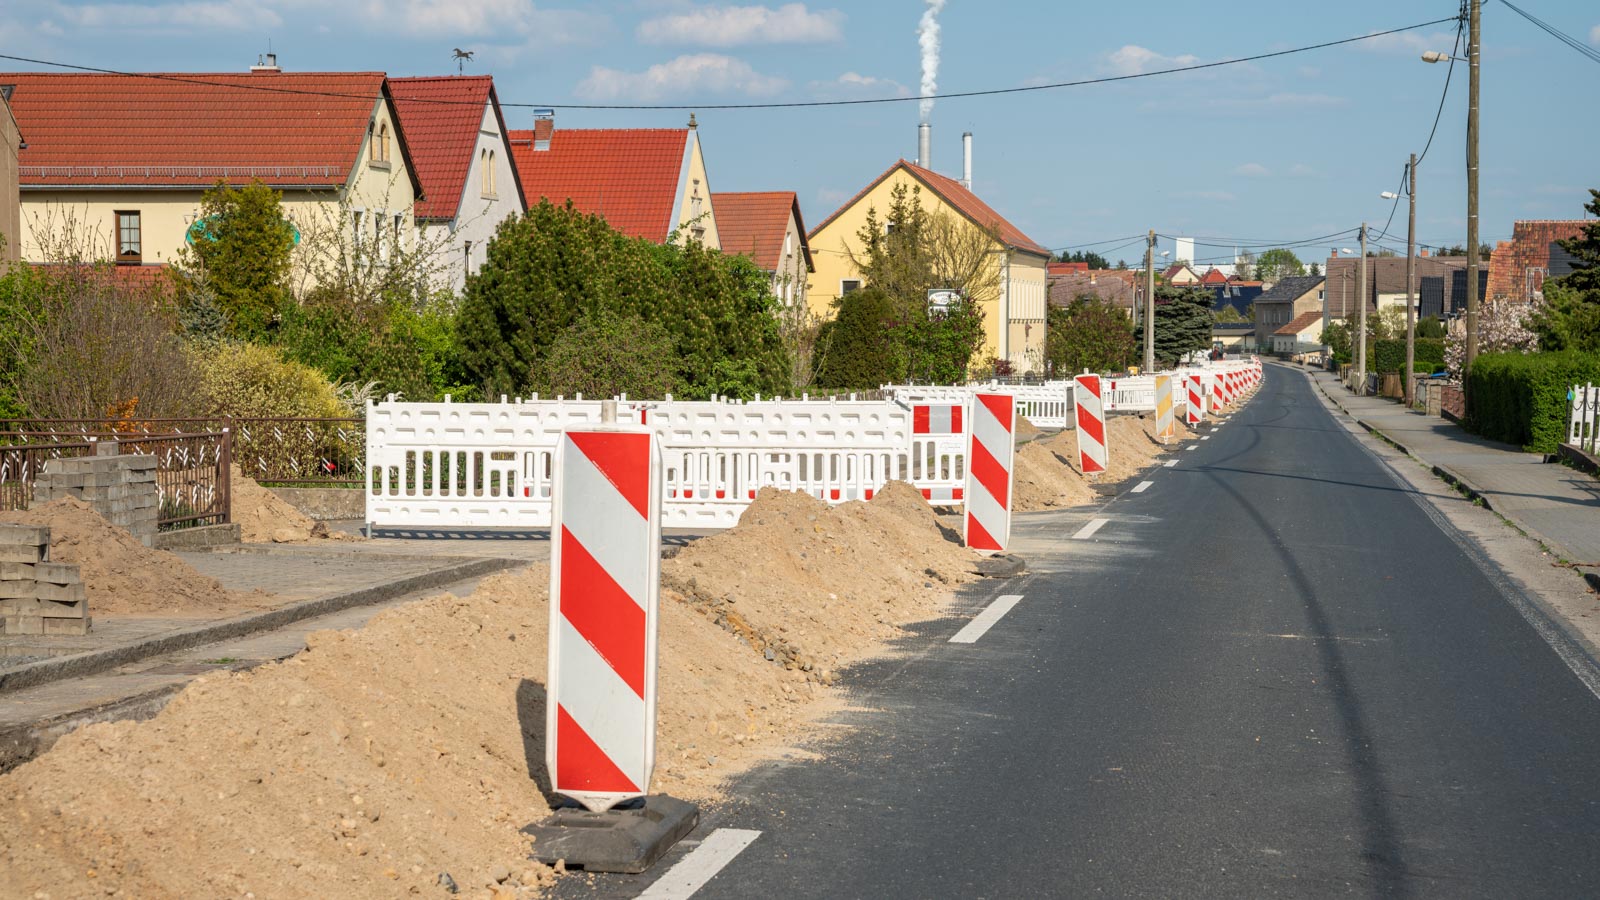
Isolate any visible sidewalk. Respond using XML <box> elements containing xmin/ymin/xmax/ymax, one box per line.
<box><xmin>1307</xmin><ymin>368</ymin><xmax>1600</xmax><ymax>589</ymax></box>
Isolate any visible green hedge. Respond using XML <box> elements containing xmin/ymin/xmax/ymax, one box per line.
<box><xmin>1467</xmin><ymin>350</ymin><xmax>1600</xmax><ymax>452</ymax></box>
<box><xmin>1372</xmin><ymin>338</ymin><xmax>1445</xmax><ymax>375</ymax></box>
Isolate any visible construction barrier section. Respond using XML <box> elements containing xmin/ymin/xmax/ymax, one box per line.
<box><xmin>1074</xmin><ymin>375</ymin><xmax>1108</xmax><ymax>475</ymax></box>
<box><xmin>964</xmin><ymin>393</ymin><xmax>1015</xmax><ymax>552</ymax></box>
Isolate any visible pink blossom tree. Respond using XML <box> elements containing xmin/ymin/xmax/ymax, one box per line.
<box><xmin>1445</xmin><ymin>299</ymin><xmax>1541</xmax><ymax>378</ymax></box>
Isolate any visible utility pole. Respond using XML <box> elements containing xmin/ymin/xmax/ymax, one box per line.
<box><xmin>1404</xmin><ymin>154</ymin><xmax>1418</xmax><ymax>407</ymax></box>
<box><xmin>1356</xmin><ymin>222</ymin><xmax>1368</xmax><ymax>392</ymax></box>
<box><xmin>1464</xmin><ymin>0</ymin><xmax>1481</xmax><ymax>390</ymax></box>
<box><xmin>1144</xmin><ymin>229</ymin><xmax>1156</xmax><ymax>372</ymax></box>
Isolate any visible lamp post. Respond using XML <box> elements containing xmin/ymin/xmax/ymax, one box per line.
<box><xmin>1424</xmin><ymin>0</ymin><xmax>1480</xmax><ymax>399</ymax></box>
<box><xmin>1356</xmin><ymin>224</ymin><xmax>1368</xmax><ymax>393</ymax></box>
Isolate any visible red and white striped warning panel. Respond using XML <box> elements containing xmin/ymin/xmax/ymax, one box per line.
<box><xmin>912</xmin><ymin>403</ymin><xmax>964</xmax><ymax>435</ymax></box>
<box><xmin>1210</xmin><ymin>373</ymin><xmax>1226</xmax><ymax>413</ymax></box>
<box><xmin>547</xmin><ymin>428</ymin><xmax>663</xmax><ymax>813</ymax></box>
<box><xmin>1074</xmin><ymin>374</ymin><xmax>1108</xmax><ymax>475</ymax></box>
<box><xmin>964</xmin><ymin>393</ymin><xmax>1015</xmax><ymax>552</ymax></box>
<box><xmin>1186</xmin><ymin>374</ymin><xmax>1206</xmax><ymax>426</ymax></box>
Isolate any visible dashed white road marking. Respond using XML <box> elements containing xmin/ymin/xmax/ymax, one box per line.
<box><xmin>1131</xmin><ymin>481</ymin><xmax>1153</xmax><ymax>493</ymax></box>
<box><xmin>1164</xmin><ymin>460</ymin><xmax>1178</xmax><ymax>468</ymax></box>
<box><xmin>1201</xmin><ymin>436</ymin><xmax>1211</xmax><ymax>441</ymax></box>
<box><xmin>636</xmin><ymin>829</ymin><xmax>762</xmax><ymax>899</ymax></box>
<box><xmin>1072</xmin><ymin>517</ymin><xmax>1110</xmax><ymax>540</ymax></box>
<box><xmin>949</xmin><ymin>595</ymin><xmax>1024</xmax><ymax>644</ymax></box>
<box><xmin>1186</xmin><ymin>445</ymin><xmax>1198</xmax><ymax>451</ymax></box>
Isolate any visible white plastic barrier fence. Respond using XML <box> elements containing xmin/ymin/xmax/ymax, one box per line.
<box><xmin>1571</xmin><ymin>383</ymin><xmax>1599</xmax><ymax>453</ymax></box>
<box><xmin>885</xmin><ymin>382</ymin><xmax>1072</xmax><ymax>429</ymax></box>
<box><xmin>366</xmin><ymin>396</ymin><xmax>967</xmax><ymax>531</ymax></box>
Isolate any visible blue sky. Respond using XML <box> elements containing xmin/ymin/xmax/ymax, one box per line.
<box><xmin>3</xmin><ymin>0</ymin><xmax>1597</xmax><ymax>265</ymax></box>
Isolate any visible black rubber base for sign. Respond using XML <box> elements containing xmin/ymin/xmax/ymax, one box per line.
<box><xmin>970</xmin><ymin>554</ymin><xmax>1027</xmax><ymax>578</ymax></box>
<box><xmin>523</xmin><ymin>795</ymin><xmax>699</xmax><ymax>874</ymax></box>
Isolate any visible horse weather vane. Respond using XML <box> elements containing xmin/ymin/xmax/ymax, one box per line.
<box><xmin>452</xmin><ymin>48</ymin><xmax>474</xmax><ymax>74</ymax></box>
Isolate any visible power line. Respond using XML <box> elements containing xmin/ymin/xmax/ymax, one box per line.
<box><xmin>0</xmin><ymin>16</ymin><xmax>1461</xmax><ymax>112</ymax></box>
<box><xmin>1156</xmin><ymin>228</ymin><xmax>1360</xmax><ymax>251</ymax></box>
<box><xmin>1498</xmin><ymin>0</ymin><xmax>1600</xmax><ymax>66</ymax></box>
<box><xmin>1371</xmin><ymin>7</ymin><xmax>1465</xmax><ymax>243</ymax></box>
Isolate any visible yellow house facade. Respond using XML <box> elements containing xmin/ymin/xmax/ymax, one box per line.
<box><xmin>807</xmin><ymin>160</ymin><xmax>1050</xmax><ymax>373</ymax></box>
<box><xmin>3</xmin><ymin>66</ymin><xmax>421</xmax><ymax>274</ymax></box>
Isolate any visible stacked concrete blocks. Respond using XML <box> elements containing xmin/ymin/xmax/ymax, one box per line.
<box><xmin>34</xmin><ymin>445</ymin><xmax>159</xmax><ymax>547</ymax></box>
<box><xmin>0</xmin><ymin>524</ymin><xmax>89</xmax><ymax>635</ymax></box>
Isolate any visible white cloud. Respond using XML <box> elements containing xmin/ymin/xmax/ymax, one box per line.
<box><xmin>638</xmin><ymin>3</ymin><xmax>843</xmax><ymax>46</ymax></box>
<box><xmin>358</xmin><ymin>0</ymin><xmax>608</xmax><ymax>41</ymax></box>
<box><xmin>57</xmin><ymin>0</ymin><xmax>282</xmax><ymax>31</ymax></box>
<box><xmin>1289</xmin><ymin>163</ymin><xmax>1320</xmax><ymax>178</ymax></box>
<box><xmin>575</xmin><ymin>53</ymin><xmax>787</xmax><ymax>101</ymax></box>
<box><xmin>1234</xmin><ymin>162</ymin><xmax>1271</xmax><ymax>178</ymax></box>
<box><xmin>1359</xmin><ymin>28</ymin><xmax>1457</xmax><ymax>55</ymax></box>
<box><xmin>1104</xmin><ymin>45</ymin><xmax>1199</xmax><ymax>77</ymax></box>
<box><xmin>808</xmin><ymin>71</ymin><xmax>909</xmax><ymax>97</ymax></box>
<box><xmin>1591</xmin><ymin>24</ymin><xmax>1599</xmax><ymax>45</ymax></box>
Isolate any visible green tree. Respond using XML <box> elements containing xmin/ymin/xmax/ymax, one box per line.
<box><xmin>1213</xmin><ymin>305</ymin><xmax>1245</xmax><ymax>324</ymax></box>
<box><xmin>1135</xmin><ymin>285</ymin><xmax>1214</xmax><ymax>366</ymax></box>
<box><xmin>175</xmin><ymin>179</ymin><xmax>296</xmax><ymax>339</ymax></box>
<box><xmin>1308</xmin><ymin>262</ymin><xmax>1322</xmax><ymax>277</ymax></box>
<box><xmin>1055</xmin><ymin>249</ymin><xmax>1110</xmax><ymax>269</ymax></box>
<box><xmin>532</xmin><ymin>310</ymin><xmax>679</xmax><ymax>399</ymax></box>
<box><xmin>1046</xmin><ymin>296</ymin><xmax>1136</xmax><ymax>375</ymax></box>
<box><xmin>815</xmin><ymin>287</ymin><xmax>902</xmax><ymax>388</ymax></box>
<box><xmin>1255</xmin><ymin>248</ymin><xmax>1306</xmax><ymax>283</ymax></box>
<box><xmin>1532</xmin><ymin>189</ymin><xmax>1600</xmax><ymax>353</ymax></box>
<box><xmin>1416</xmin><ymin>315</ymin><xmax>1447</xmax><ymax>339</ymax></box>
<box><xmin>1321</xmin><ymin>322</ymin><xmax>1352</xmax><ymax>364</ymax></box>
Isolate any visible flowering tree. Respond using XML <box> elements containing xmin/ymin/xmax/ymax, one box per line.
<box><xmin>1445</xmin><ymin>299</ymin><xmax>1540</xmax><ymax>378</ymax></box>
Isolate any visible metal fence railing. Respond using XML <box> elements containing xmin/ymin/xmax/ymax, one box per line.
<box><xmin>0</xmin><ymin>417</ymin><xmax>363</xmax><ymax>486</ymax></box>
<box><xmin>0</xmin><ymin>432</ymin><xmax>231</xmax><ymax>529</ymax></box>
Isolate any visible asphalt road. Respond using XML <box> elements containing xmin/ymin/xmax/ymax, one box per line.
<box><xmin>595</xmin><ymin>367</ymin><xmax>1600</xmax><ymax>898</ymax></box>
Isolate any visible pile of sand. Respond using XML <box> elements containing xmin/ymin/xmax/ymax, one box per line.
<box><xmin>232</xmin><ymin>467</ymin><xmax>362</xmax><ymax>544</ymax></box>
<box><xmin>1014</xmin><ymin>416</ymin><xmax>1043</xmax><ymax>445</ymax></box>
<box><xmin>0</xmin><ymin>498</ymin><xmax>273</xmax><ymax>617</ymax></box>
<box><xmin>0</xmin><ymin>485</ymin><xmax>978</xmax><ymax>899</ymax></box>
<box><xmin>1013</xmin><ymin>442</ymin><xmax>1099</xmax><ymax>511</ymax></box>
<box><xmin>662</xmin><ymin>482</ymin><xmax>978</xmax><ymax>677</ymax></box>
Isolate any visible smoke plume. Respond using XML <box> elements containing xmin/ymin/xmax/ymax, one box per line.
<box><xmin>917</xmin><ymin>0</ymin><xmax>946</xmax><ymax>123</ymax></box>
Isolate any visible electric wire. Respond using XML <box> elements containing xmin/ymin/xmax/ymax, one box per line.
<box><xmin>0</xmin><ymin>16</ymin><xmax>1462</xmax><ymax>111</ymax></box>
<box><xmin>1498</xmin><ymin>0</ymin><xmax>1600</xmax><ymax>65</ymax></box>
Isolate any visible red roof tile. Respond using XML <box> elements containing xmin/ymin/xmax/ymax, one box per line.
<box><xmin>1048</xmin><ymin>262</ymin><xmax>1089</xmax><ymax>276</ymax></box>
<box><xmin>2</xmin><ymin>72</ymin><xmax>399</xmax><ymax>188</ymax></box>
<box><xmin>389</xmin><ymin>76</ymin><xmax>519</xmax><ymax>221</ymax></box>
<box><xmin>1200</xmin><ymin>267</ymin><xmax>1229</xmax><ymax>285</ymax></box>
<box><xmin>507</xmin><ymin>128</ymin><xmax>689</xmax><ymax>243</ymax></box>
<box><xmin>808</xmin><ymin>160</ymin><xmax>1049</xmax><ymax>258</ymax></box>
<box><xmin>711</xmin><ymin>191</ymin><xmax>810</xmax><ymax>272</ymax></box>
<box><xmin>1276</xmin><ymin>310</ymin><xmax>1324</xmax><ymax>336</ymax></box>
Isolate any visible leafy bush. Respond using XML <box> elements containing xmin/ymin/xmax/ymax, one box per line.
<box><xmin>0</xmin><ymin>263</ymin><xmax>202</xmax><ymax>419</ymax></box>
<box><xmin>1372</xmin><ymin>338</ymin><xmax>1445</xmax><ymax>375</ymax></box>
<box><xmin>815</xmin><ymin>287</ymin><xmax>902</xmax><ymax>390</ymax></box>
<box><xmin>1047</xmin><ymin>297</ymin><xmax>1135</xmax><ymax>375</ymax></box>
<box><xmin>174</xmin><ymin>179</ymin><xmax>295</xmax><ymax>340</ymax></box>
<box><xmin>1466</xmin><ymin>350</ymin><xmax>1600</xmax><ymax>451</ymax></box>
<box><xmin>274</xmin><ymin>291</ymin><xmax>470</xmax><ymax>401</ymax></box>
<box><xmin>195</xmin><ymin>342</ymin><xmax>347</xmax><ymax>418</ymax></box>
<box><xmin>531</xmin><ymin>310</ymin><xmax>678</xmax><ymax>399</ymax></box>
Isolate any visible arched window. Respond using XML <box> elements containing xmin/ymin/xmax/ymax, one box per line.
<box><xmin>376</xmin><ymin>123</ymin><xmax>390</xmax><ymax>164</ymax></box>
<box><xmin>481</xmin><ymin>149</ymin><xmax>491</xmax><ymax>196</ymax></box>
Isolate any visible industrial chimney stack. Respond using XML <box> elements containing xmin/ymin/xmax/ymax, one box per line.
<box><xmin>918</xmin><ymin>123</ymin><xmax>932</xmax><ymax>170</ymax></box>
<box><xmin>961</xmin><ymin>132</ymin><xmax>972</xmax><ymax>188</ymax></box>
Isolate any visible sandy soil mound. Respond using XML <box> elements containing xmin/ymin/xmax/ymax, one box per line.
<box><xmin>232</xmin><ymin>467</ymin><xmax>362</xmax><ymax>544</ymax></box>
<box><xmin>1014</xmin><ymin>416</ymin><xmax>1043</xmax><ymax>444</ymax></box>
<box><xmin>0</xmin><ymin>498</ymin><xmax>273</xmax><ymax>617</ymax></box>
<box><xmin>0</xmin><ymin>486</ymin><xmax>978</xmax><ymax>899</ymax></box>
<box><xmin>1013</xmin><ymin>442</ymin><xmax>1099</xmax><ymax>511</ymax></box>
<box><xmin>662</xmin><ymin>482</ymin><xmax>977</xmax><ymax>678</ymax></box>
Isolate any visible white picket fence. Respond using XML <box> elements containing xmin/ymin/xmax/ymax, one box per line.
<box><xmin>365</xmin><ymin>396</ymin><xmax>965</xmax><ymax>531</ymax></box>
<box><xmin>1572</xmin><ymin>383</ymin><xmax>1599</xmax><ymax>453</ymax></box>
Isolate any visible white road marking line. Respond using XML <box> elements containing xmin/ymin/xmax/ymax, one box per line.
<box><xmin>949</xmin><ymin>595</ymin><xmax>1024</xmax><ymax>644</ymax></box>
<box><xmin>1164</xmin><ymin>460</ymin><xmax>1178</xmax><ymax>468</ymax></box>
<box><xmin>1186</xmin><ymin>445</ymin><xmax>1198</xmax><ymax>451</ymax></box>
<box><xmin>636</xmin><ymin>829</ymin><xmax>762</xmax><ymax>900</ymax></box>
<box><xmin>1201</xmin><ymin>436</ymin><xmax>1211</xmax><ymax>441</ymax></box>
<box><xmin>1072</xmin><ymin>518</ymin><xmax>1109</xmax><ymax>540</ymax></box>
<box><xmin>1131</xmin><ymin>481</ymin><xmax>1153</xmax><ymax>493</ymax></box>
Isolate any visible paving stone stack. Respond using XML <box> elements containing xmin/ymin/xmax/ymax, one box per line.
<box><xmin>33</xmin><ymin>446</ymin><xmax>159</xmax><ymax>547</ymax></box>
<box><xmin>0</xmin><ymin>524</ymin><xmax>89</xmax><ymax>635</ymax></box>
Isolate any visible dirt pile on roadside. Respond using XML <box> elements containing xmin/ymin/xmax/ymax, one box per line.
<box><xmin>232</xmin><ymin>467</ymin><xmax>362</xmax><ymax>544</ymax></box>
<box><xmin>0</xmin><ymin>498</ymin><xmax>273</xmax><ymax>617</ymax></box>
<box><xmin>0</xmin><ymin>486</ymin><xmax>976</xmax><ymax>899</ymax></box>
<box><xmin>1013</xmin><ymin>442</ymin><xmax>1098</xmax><ymax>511</ymax></box>
<box><xmin>1014</xmin><ymin>416</ymin><xmax>1044</xmax><ymax>444</ymax></box>
<box><xmin>662</xmin><ymin>482</ymin><xmax>978</xmax><ymax>679</ymax></box>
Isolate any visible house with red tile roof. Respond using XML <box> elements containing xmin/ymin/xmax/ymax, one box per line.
<box><xmin>1199</xmin><ymin>267</ymin><xmax>1229</xmax><ymax>286</ymax></box>
<box><xmin>1161</xmin><ymin>263</ymin><xmax>1201</xmax><ymax>285</ymax></box>
<box><xmin>712</xmin><ymin>191</ymin><xmax>812</xmax><ymax>307</ymax></box>
<box><xmin>507</xmin><ymin>113</ymin><xmax>721</xmax><ymax>249</ymax></box>
<box><xmin>389</xmin><ymin>75</ymin><xmax>525</xmax><ymax>295</ymax></box>
<box><xmin>806</xmin><ymin>159</ymin><xmax>1052</xmax><ymax>373</ymax></box>
<box><xmin>1</xmin><ymin>86</ymin><xmax>19</xmax><ymax>262</ymax></box>
<box><xmin>1</xmin><ymin>64</ymin><xmax>424</xmax><ymax>278</ymax></box>
<box><xmin>1486</xmin><ymin>220</ymin><xmax>1587</xmax><ymax>303</ymax></box>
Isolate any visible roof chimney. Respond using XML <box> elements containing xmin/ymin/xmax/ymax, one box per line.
<box><xmin>961</xmin><ymin>131</ymin><xmax>972</xmax><ymax>189</ymax></box>
<box><xmin>917</xmin><ymin>122</ymin><xmax>931</xmax><ymax>170</ymax></box>
<box><xmin>1420</xmin><ymin>248</ymin><xmax>1429</xmax><ymax>258</ymax></box>
<box><xmin>250</xmin><ymin>52</ymin><xmax>280</xmax><ymax>73</ymax></box>
<box><xmin>533</xmin><ymin>109</ymin><xmax>554</xmax><ymax>151</ymax></box>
